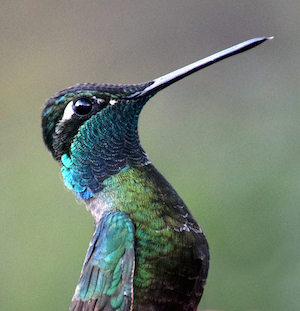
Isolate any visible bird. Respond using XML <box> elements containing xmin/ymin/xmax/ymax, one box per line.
<box><xmin>41</xmin><ymin>37</ymin><xmax>271</xmax><ymax>311</ymax></box>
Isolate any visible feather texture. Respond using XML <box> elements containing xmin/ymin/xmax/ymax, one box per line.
<box><xmin>70</xmin><ymin>211</ymin><xmax>135</xmax><ymax>311</ymax></box>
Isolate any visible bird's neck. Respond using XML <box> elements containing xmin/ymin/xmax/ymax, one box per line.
<box><xmin>84</xmin><ymin>162</ymin><xmax>184</xmax><ymax>224</ymax></box>
<box><xmin>60</xmin><ymin>98</ymin><xmax>152</xmax><ymax>200</ymax></box>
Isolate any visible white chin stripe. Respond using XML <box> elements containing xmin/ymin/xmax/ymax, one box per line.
<box><xmin>62</xmin><ymin>101</ymin><xmax>74</xmax><ymax>121</ymax></box>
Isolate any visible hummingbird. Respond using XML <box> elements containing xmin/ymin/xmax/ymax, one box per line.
<box><xmin>42</xmin><ymin>37</ymin><xmax>270</xmax><ymax>311</ymax></box>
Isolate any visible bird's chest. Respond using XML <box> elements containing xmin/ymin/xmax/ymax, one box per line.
<box><xmin>84</xmin><ymin>165</ymin><xmax>208</xmax><ymax>309</ymax></box>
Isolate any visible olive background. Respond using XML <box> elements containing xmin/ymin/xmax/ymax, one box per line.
<box><xmin>0</xmin><ymin>1</ymin><xmax>299</xmax><ymax>311</ymax></box>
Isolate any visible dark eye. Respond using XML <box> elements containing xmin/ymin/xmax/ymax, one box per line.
<box><xmin>73</xmin><ymin>98</ymin><xmax>93</xmax><ymax>116</ymax></box>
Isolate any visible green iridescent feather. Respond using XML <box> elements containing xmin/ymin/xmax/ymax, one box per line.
<box><xmin>42</xmin><ymin>37</ymin><xmax>269</xmax><ymax>311</ymax></box>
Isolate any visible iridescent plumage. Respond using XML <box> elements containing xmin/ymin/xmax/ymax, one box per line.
<box><xmin>41</xmin><ymin>37</ymin><xmax>270</xmax><ymax>311</ymax></box>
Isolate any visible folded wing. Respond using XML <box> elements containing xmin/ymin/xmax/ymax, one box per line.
<box><xmin>70</xmin><ymin>211</ymin><xmax>135</xmax><ymax>311</ymax></box>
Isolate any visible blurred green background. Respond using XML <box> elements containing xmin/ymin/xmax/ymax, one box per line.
<box><xmin>0</xmin><ymin>1</ymin><xmax>299</xmax><ymax>310</ymax></box>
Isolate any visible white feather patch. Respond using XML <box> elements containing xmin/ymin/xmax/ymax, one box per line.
<box><xmin>62</xmin><ymin>101</ymin><xmax>74</xmax><ymax>121</ymax></box>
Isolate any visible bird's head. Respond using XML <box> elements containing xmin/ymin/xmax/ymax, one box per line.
<box><xmin>42</xmin><ymin>83</ymin><xmax>152</xmax><ymax>162</ymax></box>
<box><xmin>41</xmin><ymin>37</ymin><xmax>270</xmax><ymax>199</ymax></box>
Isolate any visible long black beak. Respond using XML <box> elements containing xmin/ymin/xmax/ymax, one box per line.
<box><xmin>129</xmin><ymin>36</ymin><xmax>272</xmax><ymax>99</ymax></box>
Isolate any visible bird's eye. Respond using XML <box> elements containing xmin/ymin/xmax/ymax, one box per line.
<box><xmin>73</xmin><ymin>98</ymin><xmax>93</xmax><ymax>116</ymax></box>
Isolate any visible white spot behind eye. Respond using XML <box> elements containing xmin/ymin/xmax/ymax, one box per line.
<box><xmin>62</xmin><ymin>101</ymin><xmax>74</xmax><ymax>121</ymax></box>
<box><xmin>109</xmin><ymin>99</ymin><xmax>117</xmax><ymax>105</ymax></box>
